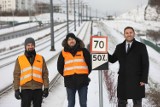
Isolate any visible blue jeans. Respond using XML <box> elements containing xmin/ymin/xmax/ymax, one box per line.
<box><xmin>66</xmin><ymin>86</ymin><xmax>88</xmax><ymax>107</ymax></box>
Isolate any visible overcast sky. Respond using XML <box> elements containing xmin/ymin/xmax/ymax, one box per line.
<box><xmin>85</xmin><ymin>0</ymin><xmax>149</xmax><ymax>16</ymax></box>
<box><xmin>41</xmin><ymin>0</ymin><xmax>149</xmax><ymax>16</ymax></box>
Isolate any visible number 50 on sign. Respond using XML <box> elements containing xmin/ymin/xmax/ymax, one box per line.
<box><xmin>90</xmin><ymin>36</ymin><xmax>108</xmax><ymax>53</ymax></box>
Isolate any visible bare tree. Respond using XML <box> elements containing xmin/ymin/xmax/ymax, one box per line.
<box><xmin>149</xmin><ymin>0</ymin><xmax>160</xmax><ymax>6</ymax></box>
<box><xmin>144</xmin><ymin>0</ymin><xmax>160</xmax><ymax>21</ymax></box>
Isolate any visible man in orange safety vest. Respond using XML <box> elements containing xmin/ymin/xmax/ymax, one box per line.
<box><xmin>13</xmin><ymin>37</ymin><xmax>49</xmax><ymax>107</ymax></box>
<box><xmin>57</xmin><ymin>33</ymin><xmax>91</xmax><ymax>107</ymax></box>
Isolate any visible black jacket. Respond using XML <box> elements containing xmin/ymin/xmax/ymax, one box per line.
<box><xmin>57</xmin><ymin>37</ymin><xmax>91</xmax><ymax>89</ymax></box>
<box><xmin>109</xmin><ymin>39</ymin><xmax>149</xmax><ymax>99</ymax></box>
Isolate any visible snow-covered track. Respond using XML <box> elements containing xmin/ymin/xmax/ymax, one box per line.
<box><xmin>0</xmin><ymin>22</ymin><xmax>65</xmax><ymax>42</ymax></box>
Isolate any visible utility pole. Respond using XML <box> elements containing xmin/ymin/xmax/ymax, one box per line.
<box><xmin>90</xmin><ymin>7</ymin><xmax>91</xmax><ymax>21</ymax></box>
<box><xmin>81</xmin><ymin>2</ymin><xmax>83</xmax><ymax>23</ymax></box>
<box><xmin>115</xmin><ymin>12</ymin><xmax>117</xmax><ymax>18</ymax></box>
<box><xmin>50</xmin><ymin>0</ymin><xmax>55</xmax><ymax>51</ymax></box>
<box><xmin>86</xmin><ymin>5</ymin><xmax>88</xmax><ymax>21</ymax></box>
<box><xmin>0</xmin><ymin>5</ymin><xmax>1</xmax><ymax>28</ymax></box>
<box><xmin>82</xmin><ymin>4</ymin><xmax>84</xmax><ymax>22</ymax></box>
<box><xmin>96</xmin><ymin>9</ymin><xmax>98</xmax><ymax>21</ymax></box>
<box><xmin>66</xmin><ymin>0</ymin><xmax>69</xmax><ymax>34</ymax></box>
<box><xmin>28</xmin><ymin>0</ymin><xmax>32</xmax><ymax>22</ymax></box>
<box><xmin>12</xmin><ymin>9</ymin><xmax>15</xmax><ymax>32</ymax></box>
<box><xmin>69</xmin><ymin>0</ymin><xmax>73</xmax><ymax>15</ymax></box>
<box><xmin>78</xmin><ymin>0</ymin><xmax>80</xmax><ymax>27</ymax></box>
<box><xmin>73</xmin><ymin>0</ymin><xmax>76</xmax><ymax>31</ymax></box>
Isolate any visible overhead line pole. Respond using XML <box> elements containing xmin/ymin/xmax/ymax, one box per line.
<box><xmin>50</xmin><ymin>0</ymin><xmax>55</xmax><ymax>51</ymax></box>
<box><xmin>66</xmin><ymin>0</ymin><xmax>69</xmax><ymax>34</ymax></box>
<box><xmin>73</xmin><ymin>0</ymin><xmax>76</xmax><ymax>31</ymax></box>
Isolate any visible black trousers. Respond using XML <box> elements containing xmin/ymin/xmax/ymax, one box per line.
<box><xmin>21</xmin><ymin>89</ymin><xmax>43</xmax><ymax>107</ymax></box>
<box><xmin>118</xmin><ymin>98</ymin><xmax>142</xmax><ymax>107</ymax></box>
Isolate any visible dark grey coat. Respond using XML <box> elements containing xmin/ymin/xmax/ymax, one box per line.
<box><xmin>109</xmin><ymin>39</ymin><xmax>149</xmax><ymax>99</ymax></box>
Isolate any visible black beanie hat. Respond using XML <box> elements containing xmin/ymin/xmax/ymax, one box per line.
<box><xmin>66</xmin><ymin>33</ymin><xmax>77</xmax><ymax>41</ymax></box>
<box><xmin>25</xmin><ymin>37</ymin><xmax>35</xmax><ymax>46</ymax></box>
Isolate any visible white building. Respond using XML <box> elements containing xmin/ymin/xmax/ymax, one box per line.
<box><xmin>0</xmin><ymin>0</ymin><xmax>35</xmax><ymax>12</ymax></box>
<box><xmin>16</xmin><ymin>0</ymin><xmax>35</xmax><ymax>11</ymax></box>
<box><xmin>0</xmin><ymin>0</ymin><xmax>16</xmax><ymax>12</ymax></box>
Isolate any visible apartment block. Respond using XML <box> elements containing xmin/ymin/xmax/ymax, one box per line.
<box><xmin>0</xmin><ymin>0</ymin><xmax>16</xmax><ymax>12</ymax></box>
<box><xmin>0</xmin><ymin>0</ymin><xmax>35</xmax><ymax>12</ymax></box>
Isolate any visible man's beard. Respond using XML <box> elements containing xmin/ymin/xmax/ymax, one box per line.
<box><xmin>25</xmin><ymin>49</ymin><xmax>36</xmax><ymax>57</ymax></box>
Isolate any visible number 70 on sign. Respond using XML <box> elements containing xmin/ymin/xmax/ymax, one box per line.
<box><xmin>90</xmin><ymin>36</ymin><xmax>108</xmax><ymax>53</ymax></box>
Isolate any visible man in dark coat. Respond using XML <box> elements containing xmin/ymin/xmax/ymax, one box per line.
<box><xmin>108</xmin><ymin>26</ymin><xmax>149</xmax><ymax>107</ymax></box>
<box><xmin>57</xmin><ymin>33</ymin><xmax>91</xmax><ymax>107</ymax></box>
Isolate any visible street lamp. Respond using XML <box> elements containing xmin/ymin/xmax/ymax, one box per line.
<box><xmin>50</xmin><ymin>0</ymin><xmax>55</xmax><ymax>51</ymax></box>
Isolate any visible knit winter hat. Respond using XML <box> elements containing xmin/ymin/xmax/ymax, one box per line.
<box><xmin>24</xmin><ymin>37</ymin><xmax>35</xmax><ymax>46</ymax></box>
<box><xmin>66</xmin><ymin>33</ymin><xmax>77</xmax><ymax>41</ymax></box>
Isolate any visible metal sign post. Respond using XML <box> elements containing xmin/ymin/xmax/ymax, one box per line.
<box><xmin>90</xmin><ymin>35</ymin><xmax>108</xmax><ymax>107</ymax></box>
<box><xmin>99</xmin><ymin>70</ymin><xmax>103</xmax><ymax>107</ymax></box>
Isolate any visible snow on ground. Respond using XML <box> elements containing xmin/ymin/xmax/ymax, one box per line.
<box><xmin>43</xmin><ymin>71</ymin><xmax>110</xmax><ymax>107</ymax></box>
<box><xmin>116</xmin><ymin>4</ymin><xmax>160</xmax><ymax>36</ymax></box>
<box><xmin>0</xmin><ymin>13</ymin><xmax>76</xmax><ymax>23</ymax></box>
<box><xmin>116</xmin><ymin>5</ymin><xmax>146</xmax><ymax>22</ymax></box>
<box><xmin>0</xmin><ymin>13</ymin><xmax>74</xmax><ymax>36</ymax></box>
<box><xmin>116</xmin><ymin>4</ymin><xmax>160</xmax><ymax>26</ymax></box>
<box><xmin>0</xmin><ymin>22</ymin><xmax>39</xmax><ymax>35</ymax></box>
<box><xmin>0</xmin><ymin>16</ymin><xmax>30</xmax><ymax>23</ymax></box>
<box><xmin>0</xmin><ymin>22</ymin><xmax>66</xmax><ymax>50</ymax></box>
<box><xmin>102</xmin><ymin>20</ymin><xmax>160</xmax><ymax>35</ymax></box>
<box><xmin>35</xmin><ymin>13</ymin><xmax>75</xmax><ymax>23</ymax></box>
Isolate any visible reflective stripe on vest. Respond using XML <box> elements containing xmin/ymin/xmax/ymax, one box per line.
<box><xmin>62</xmin><ymin>50</ymin><xmax>89</xmax><ymax>76</ymax></box>
<box><xmin>18</xmin><ymin>54</ymin><xmax>43</xmax><ymax>86</ymax></box>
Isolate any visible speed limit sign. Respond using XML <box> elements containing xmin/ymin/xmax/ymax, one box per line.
<box><xmin>90</xmin><ymin>36</ymin><xmax>108</xmax><ymax>53</ymax></box>
<box><xmin>90</xmin><ymin>36</ymin><xmax>108</xmax><ymax>70</ymax></box>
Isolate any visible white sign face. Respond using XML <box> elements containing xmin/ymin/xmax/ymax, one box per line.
<box><xmin>92</xmin><ymin>54</ymin><xmax>108</xmax><ymax>70</ymax></box>
<box><xmin>90</xmin><ymin>36</ymin><xmax>108</xmax><ymax>70</ymax></box>
<box><xmin>90</xmin><ymin>36</ymin><xmax>108</xmax><ymax>53</ymax></box>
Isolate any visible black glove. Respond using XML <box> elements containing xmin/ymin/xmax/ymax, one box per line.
<box><xmin>15</xmin><ymin>89</ymin><xmax>21</xmax><ymax>100</ymax></box>
<box><xmin>43</xmin><ymin>88</ymin><xmax>49</xmax><ymax>98</ymax></box>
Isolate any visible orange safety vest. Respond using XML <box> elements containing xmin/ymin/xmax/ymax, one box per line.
<box><xmin>18</xmin><ymin>54</ymin><xmax>43</xmax><ymax>86</ymax></box>
<box><xmin>62</xmin><ymin>50</ymin><xmax>89</xmax><ymax>76</ymax></box>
